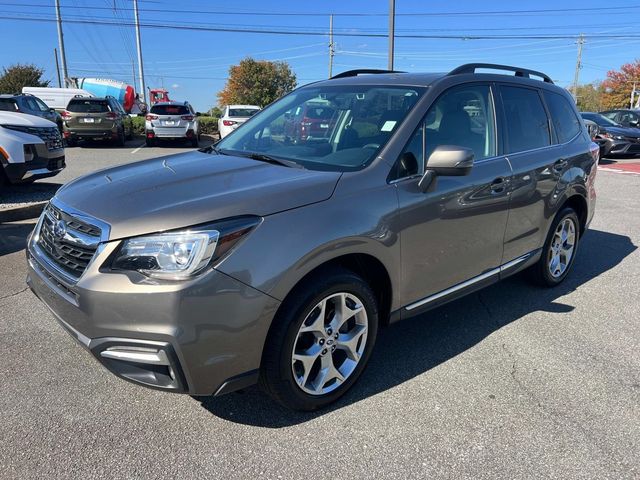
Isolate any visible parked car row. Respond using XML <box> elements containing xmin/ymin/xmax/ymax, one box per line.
<box><xmin>580</xmin><ymin>109</ymin><xmax>640</xmax><ymax>158</ymax></box>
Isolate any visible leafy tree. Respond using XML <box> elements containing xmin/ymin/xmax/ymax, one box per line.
<box><xmin>217</xmin><ymin>58</ymin><xmax>297</xmax><ymax>107</ymax></box>
<box><xmin>601</xmin><ymin>60</ymin><xmax>640</xmax><ymax>109</ymax></box>
<box><xmin>0</xmin><ymin>63</ymin><xmax>50</xmax><ymax>94</ymax></box>
<box><xmin>572</xmin><ymin>82</ymin><xmax>605</xmax><ymax>112</ymax></box>
<box><xmin>208</xmin><ymin>106</ymin><xmax>223</xmax><ymax>118</ymax></box>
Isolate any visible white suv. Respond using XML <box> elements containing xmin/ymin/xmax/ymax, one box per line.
<box><xmin>218</xmin><ymin>105</ymin><xmax>260</xmax><ymax>138</ymax></box>
<box><xmin>145</xmin><ymin>101</ymin><xmax>200</xmax><ymax>147</ymax></box>
<box><xmin>0</xmin><ymin>111</ymin><xmax>65</xmax><ymax>185</ymax></box>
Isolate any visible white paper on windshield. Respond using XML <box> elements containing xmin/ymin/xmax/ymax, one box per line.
<box><xmin>381</xmin><ymin>120</ymin><xmax>396</xmax><ymax>132</ymax></box>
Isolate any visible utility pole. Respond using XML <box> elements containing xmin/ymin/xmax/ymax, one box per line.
<box><xmin>631</xmin><ymin>82</ymin><xmax>637</xmax><ymax>109</ymax></box>
<box><xmin>328</xmin><ymin>14</ymin><xmax>334</xmax><ymax>78</ymax></box>
<box><xmin>133</xmin><ymin>0</ymin><xmax>147</xmax><ymax>104</ymax></box>
<box><xmin>572</xmin><ymin>33</ymin><xmax>585</xmax><ymax>101</ymax></box>
<box><xmin>132</xmin><ymin>61</ymin><xmax>137</xmax><ymax>92</ymax></box>
<box><xmin>55</xmin><ymin>0</ymin><xmax>69</xmax><ymax>87</ymax></box>
<box><xmin>388</xmin><ymin>0</ymin><xmax>395</xmax><ymax>70</ymax></box>
<box><xmin>54</xmin><ymin>48</ymin><xmax>62</xmax><ymax>88</ymax></box>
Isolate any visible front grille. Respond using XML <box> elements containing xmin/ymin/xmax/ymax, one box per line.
<box><xmin>3</xmin><ymin>124</ymin><xmax>64</xmax><ymax>151</ymax></box>
<box><xmin>36</xmin><ymin>204</ymin><xmax>101</xmax><ymax>280</ymax></box>
<box><xmin>624</xmin><ymin>136</ymin><xmax>640</xmax><ymax>144</ymax></box>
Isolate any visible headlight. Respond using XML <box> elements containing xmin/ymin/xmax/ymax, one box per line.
<box><xmin>111</xmin><ymin>216</ymin><xmax>260</xmax><ymax>280</ymax></box>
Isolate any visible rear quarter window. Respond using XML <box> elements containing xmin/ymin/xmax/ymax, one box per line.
<box><xmin>67</xmin><ymin>100</ymin><xmax>110</xmax><ymax>113</ymax></box>
<box><xmin>544</xmin><ymin>91</ymin><xmax>582</xmax><ymax>143</ymax></box>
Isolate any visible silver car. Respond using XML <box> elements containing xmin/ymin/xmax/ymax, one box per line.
<box><xmin>26</xmin><ymin>64</ymin><xmax>597</xmax><ymax>411</ymax></box>
<box><xmin>145</xmin><ymin>101</ymin><xmax>199</xmax><ymax>147</ymax></box>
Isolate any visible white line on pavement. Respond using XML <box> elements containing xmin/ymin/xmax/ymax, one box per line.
<box><xmin>131</xmin><ymin>143</ymin><xmax>146</xmax><ymax>154</ymax></box>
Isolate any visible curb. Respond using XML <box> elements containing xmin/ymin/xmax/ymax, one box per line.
<box><xmin>0</xmin><ymin>201</ymin><xmax>47</xmax><ymax>223</ymax></box>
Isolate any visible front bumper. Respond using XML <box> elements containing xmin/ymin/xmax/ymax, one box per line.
<box><xmin>26</xmin><ymin>226</ymin><xmax>280</xmax><ymax>396</ymax></box>
<box><xmin>2</xmin><ymin>145</ymin><xmax>65</xmax><ymax>183</ymax></box>
<box><xmin>602</xmin><ymin>138</ymin><xmax>640</xmax><ymax>156</ymax></box>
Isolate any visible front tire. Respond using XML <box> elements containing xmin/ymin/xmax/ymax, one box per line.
<box><xmin>529</xmin><ymin>207</ymin><xmax>580</xmax><ymax>287</ymax></box>
<box><xmin>260</xmin><ymin>268</ymin><xmax>378</xmax><ymax>411</ymax></box>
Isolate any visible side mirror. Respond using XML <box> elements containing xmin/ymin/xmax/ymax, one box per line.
<box><xmin>49</xmin><ymin>108</ymin><xmax>56</xmax><ymax>113</ymax></box>
<box><xmin>418</xmin><ymin>145</ymin><xmax>474</xmax><ymax>192</ymax></box>
<box><xmin>630</xmin><ymin>120</ymin><xmax>639</xmax><ymax>128</ymax></box>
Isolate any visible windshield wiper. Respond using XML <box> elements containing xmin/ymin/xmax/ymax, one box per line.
<box><xmin>241</xmin><ymin>152</ymin><xmax>304</xmax><ymax>169</ymax></box>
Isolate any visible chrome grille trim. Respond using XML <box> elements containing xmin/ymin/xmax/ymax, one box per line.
<box><xmin>31</xmin><ymin>198</ymin><xmax>111</xmax><ymax>284</ymax></box>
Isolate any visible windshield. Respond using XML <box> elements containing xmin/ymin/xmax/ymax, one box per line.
<box><xmin>229</xmin><ymin>108</ymin><xmax>260</xmax><ymax>117</ymax></box>
<box><xmin>581</xmin><ymin>112</ymin><xmax>619</xmax><ymax>127</ymax></box>
<box><xmin>216</xmin><ymin>85</ymin><xmax>425</xmax><ymax>171</ymax></box>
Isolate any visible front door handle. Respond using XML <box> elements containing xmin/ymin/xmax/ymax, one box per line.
<box><xmin>490</xmin><ymin>176</ymin><xmax>506</xmax><ymax>194</ymax></box>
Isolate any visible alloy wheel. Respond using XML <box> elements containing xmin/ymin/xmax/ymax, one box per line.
<box><xmin>291</xmin><ymin>292</ymin><xmax>368</xmax><ymax>396</ymax></box>
<box><xmin>547</xmin><ymin>217</ymin><xmax>576</xmax><ymax>278</ymax></box>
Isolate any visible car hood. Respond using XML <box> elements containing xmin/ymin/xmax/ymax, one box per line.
<box><xmin>55</xmin><ymin>150</ymin><xmax>341</xmax><ymax>240</ymax></box>
<box><xmin>0</xmin><ymin>111</ymin><xmax>56</xmax><ymax>127</ymax></box>
<box><xmin>601</xmin><ymin>125</ymin><xmax>640</xmax><ymax>137</ymax></box>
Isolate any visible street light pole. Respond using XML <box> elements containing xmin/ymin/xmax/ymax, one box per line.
<box><xmin>133</xmin><ymin>0</ymin><xmax>147</xmax><ymax>105</ymax></box>
<box><xmin>388</xmin><ymin>0</ymin><xmax>395</xmax><ymax>70</ymax></box>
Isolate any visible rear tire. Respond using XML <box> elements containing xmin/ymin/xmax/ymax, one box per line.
<box><xmin>126</xmin><ymin>125</ymin><xmax>133</xmax><ymax>140</ymax></box>
<box><xmin>116</xmin><ymin>128</ymin><xmax>126</xmax><ymax>147</ymax></box>
<box><xmin>190</xmin><ymin>136</ymin><xmax>199</xmax><ymax>148</ymax></box>
<box><xmin>145</xmin><ymin>137</ymin><xmax>155</xmax><ymax>147</ymax></box>
<box><xmin>529</xmin><ymin>207</ymin><xmax>580</xmax><ymax>287</ymax></box>
<box><xmin>260</xmin><ymin>267</ymin><xmax>378</xmax><ymax>411</ymax></box>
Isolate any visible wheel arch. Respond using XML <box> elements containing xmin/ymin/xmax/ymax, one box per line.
<box><xmin>560</xmin><ymin>194</ymin><xmax>588</xmax><ymax>237</ymax></box>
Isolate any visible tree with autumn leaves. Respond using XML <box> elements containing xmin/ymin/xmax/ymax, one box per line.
<box><xmin>600</xmin><ymin>60</ymin><xmax>640</xmax><ymax>109</ymax></box>
<box><xmin>217</xmin><ymin>58</ymin><xmax>297</xmax><ymax>108</ymax></box>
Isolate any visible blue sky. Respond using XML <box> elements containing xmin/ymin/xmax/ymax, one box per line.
<box><xmin>1</xmin><ymin>0</ymin><xmax>639</xmax><ymax>111</ymax></box>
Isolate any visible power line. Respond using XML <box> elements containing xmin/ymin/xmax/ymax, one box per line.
<box><xmin>5</xmin><ymin>14</ymin><xmax>640</xmax><ymax>40</ymax></box>
<box><xmin>2</xmin><ymin>2</ymin><xmax>640</xmax><ymax>17</ymax></box>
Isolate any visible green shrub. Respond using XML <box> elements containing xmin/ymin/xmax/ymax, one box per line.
<box><xmin>198</xmin><ymin>116</ymin><xmax>218</xmax><ymax>135</ymax></box>
<box><xmin>129</xmin><ymin>115</ymin><xmax>219</xmax><ymax>136</ymax></box>
<box><xmin>131</xmin><ymin>116</ymin><xmax>145</xmax><ymax>135</ymax></box>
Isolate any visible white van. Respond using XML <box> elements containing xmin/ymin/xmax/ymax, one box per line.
<box><xmin>21</xmin><ymin>87</ymin><xmax>93</xmax><ymax>111</ymax></box>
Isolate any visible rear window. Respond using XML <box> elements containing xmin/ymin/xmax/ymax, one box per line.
<box><xmin>305</xmin><ymin>106</ymin><xmax>335</xmax><ymax>119</ymax></box>
<box><xmin>0</xmin><ymin>98</ymin><xmax>18</xmax><ymax>111</ymax></box>
<box><xmin>67</xmin><ymin>100</ymin><xmax>111</xmax><ymax>113</ymax></box>
<box><xmin>229</xmin><ymin>108</ymin><xmax>259</xmax><ymax>117</ymax></box>
<box><xmin>150</xmin><ymin>105</ymin><xmax>189</xmax><ymax>115</ymax></box>
<box><xmin>544</xmin><ymin>91</ymin><xmax>582</xmax><ymax>143</ymax></box>
<box><xmin>501</xmin><ymin>86</ymin><xmax>551</xmax><ymax>153</ymax></box>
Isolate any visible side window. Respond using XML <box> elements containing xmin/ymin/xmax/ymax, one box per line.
<box><xmin>544</xmin><ymin>91</ymin><xmax>582</xmax><ymax>143</ymax></box>
<box><xmin>424</xmin><ymin>84</ymin><xmax>496</xmax><ymax>162</ymax></box>
<box><xmin>24</xmin><ymin>97</ymin><xmax>40</xmax><ymax>112</ymax></box>
<box><xmin>501</xmin><ymin>86</ymin><xmax>550</xmax><ymax>153</ymax></box>
<box><xmin>601</xmin><ymin>111</ymin><xmax>617</xmax><ymax>121</ymax></box>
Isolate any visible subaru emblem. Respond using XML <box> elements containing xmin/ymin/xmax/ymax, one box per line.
<box><xmin>54</xmin><ymin>219</ymin><xmax>67</xmax><ymax>239</ymax></box>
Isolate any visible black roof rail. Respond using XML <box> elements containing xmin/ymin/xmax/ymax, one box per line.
<box><xmin>331</xmin><ymin>69</ymin><xmax>405</xmax><ymax>79</ymax></box>
<box><xmin>448</xmin><ymin>63</ymin><xmax>554</xmax><ymax>84</ymax></box>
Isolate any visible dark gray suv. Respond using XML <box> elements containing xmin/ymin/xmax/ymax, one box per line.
<box><xmin>26</xmin><ymin>64</ymin><xmax>598</xmax><ymax>410</ymax></box>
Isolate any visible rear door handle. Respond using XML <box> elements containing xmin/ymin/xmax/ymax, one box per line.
<box><xmin>490</xmin><ymin>176</ymin><xmax>506</xmax><ymax>194</ymax></box>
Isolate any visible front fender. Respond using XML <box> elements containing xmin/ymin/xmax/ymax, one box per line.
<box><xmin>216</xmin><ymin>183</ymin><xmax>401</xmax><ymax>308</ymax></box>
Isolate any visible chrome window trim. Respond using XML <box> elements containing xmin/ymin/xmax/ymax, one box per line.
<box><xmin>405</xmin><ymin>253</ymin><xmax>532</xmax><ymax>311</ymax></box>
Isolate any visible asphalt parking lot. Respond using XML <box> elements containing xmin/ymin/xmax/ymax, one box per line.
<box><xmin>0</xmin><ymin>147</ymin><xmax>639</xmax><ymax>478</ymax></box>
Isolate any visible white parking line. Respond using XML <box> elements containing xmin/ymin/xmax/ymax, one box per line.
<box><xmin>131</xmin><ymin>142</ymin><xmax>146</xmax><ymax>154</ymax></box>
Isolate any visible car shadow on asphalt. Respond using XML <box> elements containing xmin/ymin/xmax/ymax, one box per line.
<box><xmin>0</xmin><ymin>222</ymin><xmax>36</xmax><ymax>256</ymax></box>
<box><xmin>0</xmin><ymin>182</ymin><xmax>59</xmax><ymax>206</ymax></box>
<box><xmin>197</xmin><ymin>228</ymin><xmax>637</xmax><ymax>427</ymax></box>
